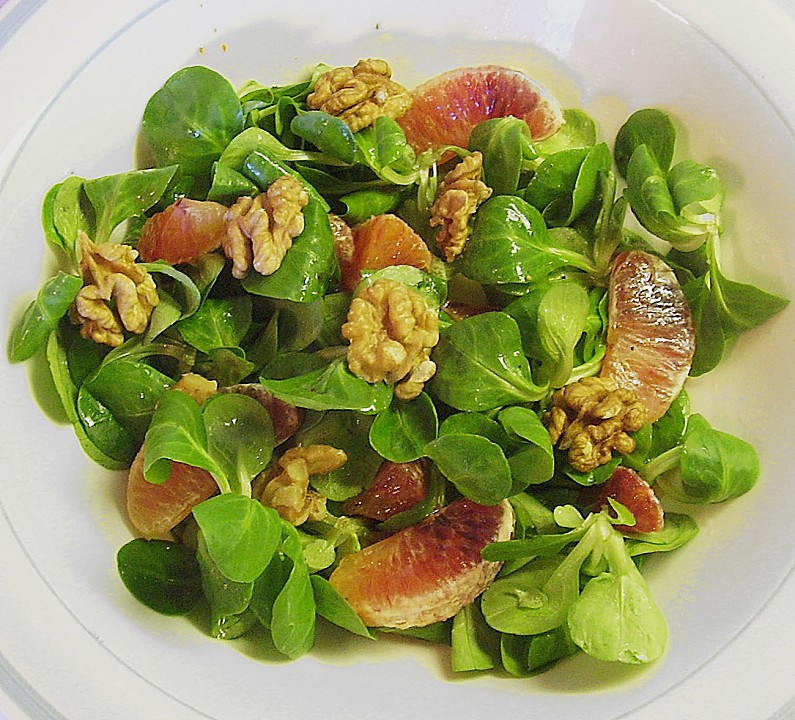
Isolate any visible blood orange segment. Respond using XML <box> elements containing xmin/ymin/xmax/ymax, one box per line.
<box><xmin>591</xmin><ymin>466</ymin><xmax>664</xmax><ymax>533</ymax></box>
<box><xmin>600</xmin><ymin>250</ymin><xmax>695</xmax><ymax>423</ymax></box>
<box><xmin>397</xmin><ymin>65</ymin><xmax>564</xmax><ymax>154</ymax></box>
<box><xmin>329</xmin><ymin>498</ymin><xmax>513</xmax><ymax>628</ymax></box>
<box><xmin>138</xmin><ymin>197</ymin><xmax>227</xmax><ymax>265</ymax></box>
<box><xmin>340</xmin><ymin>213</ymin><xmax>433</xmax><ymax>292</ymax></box>
<box><xmin>126</xmin><ymin>445</ymin><xmax>218</xmax><ymax>539</ymax></box>
<box><xmin>343</xmin><ymin>459</ymin><xmax>430</xmax><ymax>521</ymax></box>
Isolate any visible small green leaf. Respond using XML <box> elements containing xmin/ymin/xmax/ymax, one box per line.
<box><xmin>202</xmin><ymin>393</ymin><xmax>276</xmax><ymax>495</ymax></box>
<box><xmin>261</xmin><ymin>357</ymin><xmax>392</xmax><ymax>414</ymax></box>
<box><xmin>193</xmin><ymin>494</ymin><xmax>282</xmax><ymax>583</ymax></box>
<box><xmin>7</xmin><ymin>272</ymin><xmax>83</xmax><ymax>362</ymax></box>
<box><xmin>369</xmin><ymin>392</ymin><xmax>438</xmax><ymax>462</ymax></box>
<box><xmin>425</xmin><ymin>433</ymin><xmax>512</xmax><ymax>504</ymax></box>
<box><xmin>117</xmin><ymin>539</ymin><xmax>202</xmax><ymax>616</ymax></box>
<box><xmin>310</xmin><ymin>575</ymin><xmax>373</xmax><ymax>639</ymax></box>
<box><xmin>270</xmin><ymin>525</ymin><xmax>316</xmax><ymax>659</ymax></box>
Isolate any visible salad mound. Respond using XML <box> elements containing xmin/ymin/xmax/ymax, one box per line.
<box><xmin>7</xmin><ymin>58</ymin><xmax>788</xmax><ymax>677</ymax></box>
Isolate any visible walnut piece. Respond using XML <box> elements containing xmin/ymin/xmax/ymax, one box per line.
<box><xmin>171</xmin><ymin>373</ymin><xmax>218</xmax><ymax>405</ymax></box>
<box><xmin>307</xmin><ymin>59</ymin><xmax>412</xmax><ymax>133</ymax></box>
<box><xmin>430</xmin><ymin>152</ymin><xmax>492</xmax><ymax>262</ymax></box>
<box><xmin>259</xmin><ymin>444</ymin><xmax>347</xmax><ymax>525</ymax></box>
<box><xmin>328</xmin><ymin>212</ymin><xmax>355</xmax><ymax>266</ymax></box>
<box><xmin>543</xmin><ymin>376</ymin><xmax>648</xmax><ymax>473</ymax></box>
<box><xmin>342</xmin><ymin>278</ymin><xmax>439</xmax><ymax>401</ymax></box>
<box><xmin>72</xmin><ymin>231</ymin><xmax>159</xmax><ymax>347</ymax></box>
<box><xmin>223</xmin><ymin>175</ymin><xmax>309</xmax><ymax>279</ymax></box>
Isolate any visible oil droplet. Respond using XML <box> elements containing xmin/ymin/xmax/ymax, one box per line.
<box><xmin>515</xmin><ymin>588</ymin><xmax>547</xmax><ymax>609</ymax></box>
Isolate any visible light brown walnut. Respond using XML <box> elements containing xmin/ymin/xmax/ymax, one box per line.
<box><xmin>223</xmin><ymin>175</ymin><xmax>309</xmax><ymax>279</ymax></box>
<box><xmin>342</xmin><ymin>278</ymin><xmax>439</xmax><ymax>401</ymax></box>
<box><xmin>72</xmin><ymin>231</ymin><xmax>159</xmax><ymax>347</ymax></box>
<box><xmin>429</xmin><ymin>152</ymin><xmax>492</xmax><ymax>262</ymax></box>
<box><xmin>170</xmin><ymin>373</ymin><xmax>218</xmax><ymax>405</ymax></box>
<box><xmin>543</xmin><ymin>376</ymin><xmax>648</xmax><ymax>473</ymax></box>
<box><xmin>259</xmin><ymin>444</ymin><xmax>347</xmax><ymax>526</ymax></box>
<box><xmin>307</xmin><ymin>59</ymin><xmax>412</xmax><ymax>133</ymax></box>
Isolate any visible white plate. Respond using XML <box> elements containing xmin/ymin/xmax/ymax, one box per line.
<box><xmin>1</xmin><ymin>1</ymin><xmax>794</xmax><ymax>718</ymax></box>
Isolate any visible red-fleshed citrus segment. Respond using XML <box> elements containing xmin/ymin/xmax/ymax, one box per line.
<box><xmin>138</xmin><ymin>197</ymin><xmax>227</xmax><ymax>265</ymax></box>
<box><xmin>591</xmin><ymin>466</ymin><xmax>664</xmax><ymax>533</ymax></box>
<box><xmin>397</xmin><ymin>65</ymin><xmax>564</xmax><ymax>154</ymax></box>
<box><xmin>343</xmin><ymin>459</ymin><xmax>430</xmax><ymax>521</ymax></box>
<box><xmin>329</xmin><ymin>498</ymin><xmax>513</xmax><ymax>628</ymax></box>
<box><xmin>126</xmin><ymin>445</ymin><xmax>218</xmax><ymax>539</ymax></box>
<box><xmin>340</xmin><ymin>213</ymin><xmax>432</xmax><ymax>292</ymax></box>
<box><xmin>601</xmin><ymin>250</ymin><xmax>695</xmax><ymax>423</ymax></box>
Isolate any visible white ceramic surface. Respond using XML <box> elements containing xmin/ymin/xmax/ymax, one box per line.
<box><xmin>1</xmin><ymin>1</ymin><xmax>794</xmax><ymax>718</ymax></box>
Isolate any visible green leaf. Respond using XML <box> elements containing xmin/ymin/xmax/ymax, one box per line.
<box><xmin>429</xmin><ymin>312</ymin><xmax>547</xmax><ymax>411</ymax></box>
<box><xmin>310</xmin><ymin>575</ymin><xmax>373</xmax><ymax>639</ymax></box>
<box><xmin>534</xmin><ymin>281</ymin><xmax>590</xmax><ymax>387</ymax></box>
<box><xmin>260</xmin><ymin>357</ymin><xmax>392</xmax><ymax>414</ymax></box>
<box><xmin>425</xmin><ymin>433</ymin><xmax>512</xmax><ymax>504</ymax></box>
<box><xmin>683</xmin><ymin>275</ymin><xmax>728</xmax><ymax>376</ymax></box>
<box><xmin>497</xmin><ymin>406</ymin><xmax>555</xmax><ymax>490</ymax></box>
<box><xmin>533</xmin><ymin>108</ymin><xmax>597</xmax><ymax>155</ymax></box>
<box><xmin>142</xmin><ymin>65</ymin><xmax>243</xmax><ymax>176</ymax></box>
<box><xmin>82</xmin><ymin>358</ymin><xmax>173</xmax><ymax>439</ymax></box>
<box><xmin>469</xmin><ymin>116</ymin><xmax>530</xmax><ymax>196</ymax></box>
<box><xmin>117</xmin><ymin>539</ymin><xmax>202</xmax><ymax>615</ymax></box>
<box><xmin>202</xmin><ymin>393</ymin><xmax>276</xmax><ymax>495</ymax></box>
<box><xmin>457</xmin><ymin>196</ymin><xmax>593</xmax><ymax>286</ymax></box>
<box><xmin>451</xmin><ymin>602</ymin><xmax>498</xmax><ymax>672</ymax></box>
<box><xmin>291</xmin><ymin>110</ymin><xmax>356</xmax><ymax>163</ymax></box>
<box><xmin>567</xmin><ymin>530</ymin><xmax>667</xmax><ymax>664</ymax></box>
<box><xmin>82</xmin><ymin>165</ymin><xmax>178</xmax><ymax>244</ymax></box>
<box><xmin>197</xmin><ymin>543</ymin><xmax>253</xmax><ymax>614</ymax></box>
<box><xmin>614</xmin><ymin>108</ymin><xmax>677</xmax><ymax>179</ymax></box>
<box><xmin>193</xmin><ymin>494</ymin><xmax>282</xmax><ymax>583</ymax></box>
<box><xmin>369</xmin><ymin>392</ymin><xmax>438</xmax><ymax>462</ymax></box>
<box><xmin>480</xmin><ymin>555</ymin><xmax>561</xmax><ymax>634</ymax></box>
<box><xmin>624</xmin><ymin>146</ymin><xmax>720</xmax><ymax>252</ymax></box>
<box><xmin>624</xmin><ymin>513</ymin><xmax>698</xmax><ymax>556</ymax></box>
<box><xmin>270</xmin><ymin>525</ymin><xmax>316</xmax><ymax>659</ymax></box>
<box><xmin>45</xmin><ymin>331</ymin><xmax>129</xmax><ymax>470</ymax></box>
<box><xmin>143</xmin><ymin>390</ymin><xmax>224</xmax><ymax>488</ymax></box>
<box><xmin>177</xmin><ymin>295</ymin><xmax>253</xmax><ymax>354</ymax></box>
<box><xmin>294</xmin><ymin>410</ymin><xmax>382</xmax><ymax>502</ymax></box>
<box><xmin>7</xmin><ymin>272</ymin><xmax>83</xmax><ymax>363</ymax></box>
<box><xmin>659</xmin><ymin>413</ymin><xmax>759</xmax><ymax>503</ymax></box>
<box><xmin>709</xmin><ymin>263</ymin><xmax>789</xmax><ymax>334</ymax></box>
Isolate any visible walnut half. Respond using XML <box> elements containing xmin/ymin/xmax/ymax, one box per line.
<box><xmin>430</xmin><ymin>152</ymin><xmax>492</xmax><ymax>262</ymax></box>
<box><xmin>342</xmin><ymin>278</ymin><xmax>439</xmax><ymax>401</ymax></box>
<box><xmin>72</xmin><ymin>231</ymin><xmax>159</xmax><ymax>347</ymax></box>
<box><xmin>259</xmin><ymin>444</ymin><xmax>347</xmax><ymax>526</ymax></box>
<box><xmin>543</xmin><ymin>376</ymin><xmax>648</xmax><ymax>473</ymax></box>
<box><xmin>223</xmin><ymin>175</ymin><xmax>309</xmax><ymax>279</ymax></box>
<box><xmin>307</xmin><ymin>59</ymin><xmax>412</xmax><ymax>133</ymax></box>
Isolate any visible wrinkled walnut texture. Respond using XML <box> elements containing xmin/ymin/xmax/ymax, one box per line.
<box><xmin>342</xmin><ymin>278</ymin><xmax>439</xmax><ymax>401</ymax></box>
<box><xmin>259</xmin><ymin>444</ymin><xmax>347</xmax><ymax>525</ymax></box>
<box><xmin>73</xmin><ymin>231</ymin><xmax>159</xmax><ymax>347</ymax></box>
<box><xmin>430</xmin><ymin>152</ymin><xmax>492</xmax><ymax>262</ymax></box>
<box><xmin>543</xmin><ymin>376</ymin><xmax>648</xmax><ymax>473</ymax></box>
<box><xmin>223</xmin><ymin>175</ymin><xmax>309</xmax><ymax>279</ymax></box>
<box><xmin>307</xmin><ymin>59</ymin><xmax>412</xmax><ymax>133</ymax></box>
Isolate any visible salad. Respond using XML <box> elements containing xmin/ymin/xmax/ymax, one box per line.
<box><xmin>6</xmin><ymin>58</ymin><xmax>788</xmax><ymax>676</ymax></box>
